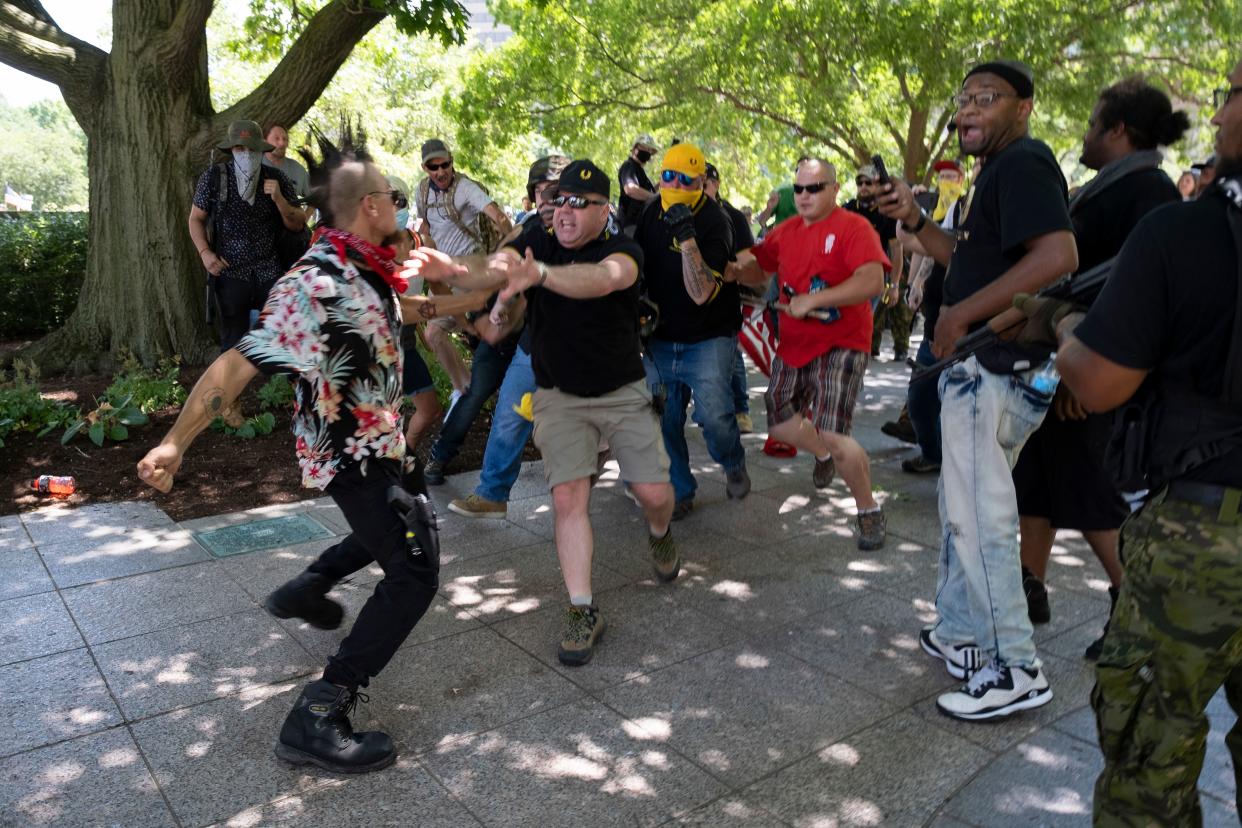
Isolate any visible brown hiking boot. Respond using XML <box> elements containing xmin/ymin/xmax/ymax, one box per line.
<box><xmin>558</xmin><ymin>604</ymin><xmax>606</xmax><ymax>666</ymax></box>
<box><xmin>649</xmin><ymin>529</ymin><xmax>681</xmax><ymax>582</ymax></box>
<box><xmin>813</xmin><ymin>457</ymin><xmax>836</xmax><ymax>489</ymax></box>
<box><xmin>857</xmin><ymin>509</ymin><xmax>887</xmax><ymax>551</ymax></box>
<box><xmin>448</xmin><ymin>493</ymin><xmax>506</xmax><ymax>519</ymax></box>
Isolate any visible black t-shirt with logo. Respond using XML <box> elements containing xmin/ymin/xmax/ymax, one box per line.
<box><xmin>506</xmin><ymin>225</ymin><xmax>646</xmax><ymax>396</ymax></box>
<box><xmin>945</xmin><ymin>136</ymin><xmax>1072</xmax><ymax>373</ymax></box>
<box><xmin>1076</xmin><ymin>194</ymin><xmax>1242</xmax><ymax>486</ymax></box>
<box><xmin>635</xmin><ymin>194</ymin><xmax>739</xmax><ymax>343</ymax></box>
<box><xmin>721</xmin><ymin>198</ymin><xmax>755</xmax><ymax>253</ymax></box>
<box><xmin>1071</xmin><ymin>167</ymin><xmax>1179</xmax><ymax>274</ymax></box>
<box><xmin>618</xmin><ymin>158</ymin><xmax>655</xmax><ymax>228</ymax></box>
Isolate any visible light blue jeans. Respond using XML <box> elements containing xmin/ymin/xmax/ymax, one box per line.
<box><xmin>643</xmin><ymin>336</ymin><xmax>746</xmax><ymax>504</ymax></box>
<box><xmin>933</xmin><ymin>355</ymin><xmax>1056</xmax><ymax>668</ymax></box>
<box><xmin>474</xmin><ymin>345</ymin><xmax>535</xmax><ymax>503</ymax></box>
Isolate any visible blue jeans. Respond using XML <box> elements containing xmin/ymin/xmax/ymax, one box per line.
<box><xmin>475</xmin><ymin>346</ymin><xmax>535</xmax><ymax>502</ymax></box>
<box><xmin>730</xmin><ymin>345</ymin><xmax>749</xmax><ymax>414</ymax></box>
<box><xmin>907</xmin><ymin>338</ymin><xmax>942</xmax><ymax>462</ymax></box>
<box><xmin>431</xmin><ymin>339</ymin><xmax>513</xmax><ymax>466</ymax></box>
<box><xmin>643</xmin><ymin>336</ymin><xmax>746</xmax><ymax>504</ymax></box>
<box><xmin>933</xmin><ymin>355</ymin><xmax>1056</xmax><ymax>668</ymax></box>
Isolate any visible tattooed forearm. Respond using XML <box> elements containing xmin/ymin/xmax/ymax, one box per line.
<box><xmin>204</xmin><ymin>388</ymin><xmax>226</xmax><ymax>418</ymax></box>
<box><xmin>681</xmin><ymin>243</ymin><xmax>721</xmax><ymax>305</ymax></box>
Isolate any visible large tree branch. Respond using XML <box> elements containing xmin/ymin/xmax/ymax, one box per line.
<box><xmin>0</xmin><ymin>1</ymin><xmax>106</xmax><ymax>89</ymax></box>
<box><xmin>216</xmin><ymin>0</ymin><xmax>386</xmax><ymax>133</ymax></box>
<box><xmin>159</xmin><ymin>0</ymin><xmax>213</xmax><ymax>82</ymax></box>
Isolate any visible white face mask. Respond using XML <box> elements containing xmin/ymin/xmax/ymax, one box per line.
<box><xmin>233</xmin><ymin>148</ymin><xmax>261</xmax><ymax>176</ymax></box>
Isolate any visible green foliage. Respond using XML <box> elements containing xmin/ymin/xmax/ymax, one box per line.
<box><xmin>256</xmin><ymin>374</ymin><xmax>296</xmax><ymax>411</ymax></box>
<box><xmin>0</xmin><ymin>212</ymin><xmax>88</xmax><ymax>339</ymax></box>
<box><xmin>211</xmin><ymin>411</ymin><xmax>277</xmax><ymax>439</ymax></box>
<box><xmin>0</xmin><ymin>360</ymin><xmax>79</xmax><ymax>448</ymax></box>
<box><xmin>61</xmin><ymin>393</ymin><xmax>147</xmax><ymax>447</ymax></box>
<box><xmin>104</xmin><ymin>353</ymin><xmax>187</xmax><ymax>414</ymax></box>
<box><xmin>0</xmin><ymin>98</ymin><xmax>88</xmax><ymax>210</ymax></box>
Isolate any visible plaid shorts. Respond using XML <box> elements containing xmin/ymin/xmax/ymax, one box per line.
<box><xmin>765</xmin><ymin>348</ymin><xmax>869</xmax><ymax>435</ymax></box>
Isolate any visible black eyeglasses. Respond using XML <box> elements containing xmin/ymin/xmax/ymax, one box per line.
<box><xmin>793</xmin><ymin>182</ymin><xmax>831</xmax><ymax>194</ymax></box>
<box><xmin>952</xmin><ymin>90</ymin><xmax>1018</xmax><ymax>109</ymax></box>
<box><xmin>1215</xmin><ymin>86</ymin><xmax>1242</xmax><ymax>109</ymax></box>
<box><xmin>424</xmin><ymin>160</ymin><xmax>452</xmax><ymax>171</ymax></box>
<box><xmin>661</xmin><ymin>170</ymin><xmax>698</xmax><ymax>186</ymax></box>
<box><xmin>366</xmin><ymin>190</ymin><xmax>409</xmax><ymax>209</ymax></box>
<box><xmin>550</xmin><ymin>194</ymin><xmax>608</xmax><ymax>209</ymax></box>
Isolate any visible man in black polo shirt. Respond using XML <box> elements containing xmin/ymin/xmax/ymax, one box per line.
<box><xmin>405</xmin><ymin>160</ymin><xmax>678</xmax><ymax>668</ymax></box>
<box><xmin>1048</xmin><ymin>57</ymin><xmax>1242</xmax><ymax>823</ymax></box>
<box><xmin>618</xmin><ymin>134</ymin><xmax>659</xmax><ymax>234</ymax></box>
<box><xmin>845</xmin><ymin>164</ymin><xmax>908</xmax><ymax>358</ymax></box>
<box><xmin>636</xmin><ymin>143</ymin><xmax>749</xmax><ymax>519</ymax></box>
<box><xmin>878</xmin><ymin>59</ymin><xmax>1079</xmax><ymax>722</ymax></box>
<box><xmin>1013</xmin><ymin>77</ymin><xmax>1188</xmax><ymax>658</ymax></box>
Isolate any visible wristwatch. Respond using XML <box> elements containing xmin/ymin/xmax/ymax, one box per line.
<box><xmin>908</xmin><ymin>210</ymin><xmax>928</xmax><ymax>234</ymax></box>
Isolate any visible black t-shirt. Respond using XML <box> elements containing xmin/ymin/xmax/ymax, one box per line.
<box><xmin>510</xmin><ymin>215</ymin><xmax>545</xmax><ymax>353</ymax></box>
<box><xmin>505</xmin><ymin>225</ymin><xmax>646</xmax><ymax>396</ymax></box>
<box><xmin>1075</xmin><ymin>195</ymin><xmax>1242</xmax><ymax>486</ymax></box>
<box><xmin>618</xmin><ymin>158</ymin><xmax>655</xmax><ymax>227</ymax></box>
<box><xmin>945</xmin><ymin>136</ymin><xmax>1072</xmax><ymax>373</ymax></box>
<box><xmin>1071</xmin><ymin>167</ymin><xmax>1179</xmax><ymax>274</ymax></box>
<box><xmin>843</xmin><ymin>199</ymin><xmax>898</xmax><ymax>251</ymax></box>
<box><xmin>635</xmin><ymin>194</ymin><xmax>740</xmax><ymax>343</ymax></box>
<box><xmin>920</xmin><ymin>201</ymin><xmax>963</xmax><ymax>335</ymax></box>
<box><xmin>720</xmin><ymin>199</ymin><xmax>755</xmax><ymax>253</ymax></box>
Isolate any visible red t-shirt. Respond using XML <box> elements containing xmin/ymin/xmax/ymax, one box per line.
<box><xmin>751</xmin><ymin>207</ymin><xmax>890</xmax><ymax>366</ymax></box>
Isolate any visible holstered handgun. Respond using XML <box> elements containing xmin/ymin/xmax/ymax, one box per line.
<box><xmin>387</xmin><ymin>486</ymin><xmax>440</xmax><ymax>571</ymax></box>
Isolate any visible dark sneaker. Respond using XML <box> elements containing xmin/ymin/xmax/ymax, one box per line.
<box><xmin>936</xmin><ymin>659</ymin><xmax>1053</xmax><ymax>722</ymax></box>
<box><xmin>672</xmin><ymin>499</ymin><xmax>694</xmax><ymax>521</ymax></box>
<box><xmin>1022</xmin><ymin>566</ymin><xmax>1051</xmax><ymax>625</ymax></box>
<box><xmin>813</xmin><ymin>457</ymin><xmax>836</xmax><ymax>489</ymax></box>
<box><xmin>649</xmin><ymin>529</ymin><xmax>681</xmax><ymax>582</ymax></box>
<box><xmin>725</xmin><ymin>468</ymin><xmax>751</xmax><ymax>500</ymax></box>
<box><xmin>856</xmin><ymin>509</ymin><xmax>886</xmax><ymax>550</ymax></box>
<box><xmin>423</xmin><ymin>459</ymin><xmax>447</xmax><ymax>486</ymax></box>
<box><xmin>893</xmin><ymin>349</ymin><xmax>909</xmax><ymax>361</ymax></box>
<box><xmin>1084</xmin><ymin>585</ymin><xmax>1120</xmax><ymax>661</ymax></box>
<box><xmin>901</xmin><ymin>455</ymin><xmax>941</xmax><ymax>474</ymax></box>
<box><xmin>881</xmin><ymin>416</ymin><xmax>917</xmax><ymax>445</ymax></box>
<box><xmin>558</xmin><ymin>604</ymin><xmax>606</xmax><ymax>666</ymax></box>
<box><xmin>275</xmin><ymin>680</ymin><xmax>396</xmax><ymax>773</ymax></box>
<box><xmin>448</xmin><ymin>493</ymin><xmax>506</xmax><ymax>519</ymax></box>
<box><xmin>919</xmin><ymin>626</ymin><xmax>983</xmax><ymax>680</ymax></box>
<box><xmin>264</xmin><ymin>572</ymin><xmax>344</xmax><ymax>630</ymax></box>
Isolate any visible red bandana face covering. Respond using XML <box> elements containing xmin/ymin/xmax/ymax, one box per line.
<box><xmin>316</xmin><ymin>227</ymin><xmax>408</xmax><ymax>293</ymax></box>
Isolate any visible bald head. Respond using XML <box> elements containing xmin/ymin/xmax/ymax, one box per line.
<box><xmin>793</xmin><ymin>159</ymin><xmax>840</xmax><ymax>223</ymax></box>
<box><xmin>325</xmin><ymin>159</ymin><xmax>385</xmax><ymax>228</ymax></box>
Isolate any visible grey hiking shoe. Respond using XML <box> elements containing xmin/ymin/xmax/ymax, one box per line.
<box><xmin>558</xmin><ymin>604</ymin><xmax>606</xmax><ymax>666</ymax></box>
<box><xmin>725</xmin><ymin>467</ymin><xmax>751</xmax><ymax>500</ymax></box>
<box><xmin>857</xmin><ymin>509</ymin><xmax>886</xmax><ymax>550</ymax></box>
<box><xmin>649</xmin><ymin>529</ymin><xmax>681</xmax><ymax>582</ymax></box>
<box><xmin>813</xmin><ymin>457</ymin><xmax>836</xmax><ymax>489</ymax></box>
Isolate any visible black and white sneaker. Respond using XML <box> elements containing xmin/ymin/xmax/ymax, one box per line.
<box><xmin>919</xmin><ymin>626</ymin><xmax>982</xmax><ymax>680</ymax></box>
<box><xmin>936</xmin><ymin>659</ymin><xmax>1053</xmax><ymax>722</ymax></box>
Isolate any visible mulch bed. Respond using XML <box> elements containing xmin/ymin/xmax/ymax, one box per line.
<box><xmin>2</xmin><ymin>364</ymin><xmax>534</xmax><ymax>522</ymax></box>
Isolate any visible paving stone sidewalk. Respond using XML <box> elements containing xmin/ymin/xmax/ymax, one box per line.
<box><xmin>1</xmin><ymin>348</ymin><xmax>1237</xmax><ymax>827</ymax></box>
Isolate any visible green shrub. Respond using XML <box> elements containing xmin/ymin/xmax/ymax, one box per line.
<box><xmin>61</xmin><ymin>393</ymin><xmax>148</xmax><ymax>447</ymax></box>
<box><xmin>105</xmin><ymin>352</ymin><xmax>187</xmax><ymax>413</ymax></box>
<box><xmin>211</xmin><ymin>411</ymin><xmax>276</xmax><ymax>439</ymax></box>
<box><xmin>0</xmin><ymin>213</ymin><xmax>88</xmax><ymax>339</ymax></box>
<box><xmin>0</xmin><ymin>359</ymin><xmax>79</xmax><ymax>447</ymax></box>
<box><xmin>256</xmin><ymin>375</ymin><xmax>295</xmax><ymax>411</ymax></box>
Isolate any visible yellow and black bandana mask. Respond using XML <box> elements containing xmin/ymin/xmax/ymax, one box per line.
<box><xmin>659</xmin><ymin>142</ymin><xmax>706</xmax><ymax>211</ymax></box>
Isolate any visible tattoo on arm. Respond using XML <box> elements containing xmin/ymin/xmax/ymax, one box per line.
<box><xmin>204</xmin><ymin>388</ymin><xmax>225</xmax><ymax>418</ymax></box>
<box><xmin>418</xmin><ymin>301</ymin><xmax>437</xmax><ymax>320</ymax></box>
<box><xmin>682</xmin><ymin>248</ymin><xmax>720</xmax><ymax>303</ymax></box>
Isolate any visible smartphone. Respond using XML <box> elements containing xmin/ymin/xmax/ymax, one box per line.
<box><xmin>870</xmin><ymin>154</ymin><xmax>891</xmax><ymax>186</ymax></box>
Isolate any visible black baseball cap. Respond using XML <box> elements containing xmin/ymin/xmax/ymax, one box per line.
<box><xmin>704</xmin><ymin>163</ymin><xmax>720</xmax><ymax>181</ymax></box>
<box><xmin>964</xmin><ymin>60</ymin><xmax>1035</xmax><ymax>99</ymax></box>
<box><xmin>558</xmin><ymin>160</ymin><xmax>611</xmax><ymax>199</ymax></box>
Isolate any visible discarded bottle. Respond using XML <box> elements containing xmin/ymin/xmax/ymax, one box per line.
<box><xmin>31</xmin><ymin>475</ymin><xmax>75</xmax><ymax>496</ymax></box>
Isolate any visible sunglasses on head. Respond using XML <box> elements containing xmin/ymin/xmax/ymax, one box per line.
<box><xmin>366</xmin><ymin>189</ymin><xmax>409</xmax><ymax>209</ymax></box>
<box><xmin>550</xmin><ymin>194</ymin><xmax>607</xmax><ymax>209</ymax></box>
<box><xmin>793</xmin><ymin>182</ymin><xmax>831</xmax><ymax>194</ymax></box>
<box><xmin>660</xmin><ymin>169</ymin><xmax>697</xmax><ymax>186</ymax></box>
<box><xmin>424</xmin><ymin>159</ymin><xmax>452</xmax><ymax>171</ymax></box>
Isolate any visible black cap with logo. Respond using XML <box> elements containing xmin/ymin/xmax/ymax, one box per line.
<box><xmin>558</xmin><ymin>160</ymin><xmax>611</xmax><ymax>199</ymax></box>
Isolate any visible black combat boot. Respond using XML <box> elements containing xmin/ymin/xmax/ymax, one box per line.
<box><xmin>264</xmin><ymin>572</ymin><xmax>344</xmax><ymax>630</ymax></box>
<box><xmin>275</xmin><ymin>679</ymin><xmax>397</xmax><ymax>773</ymax></box>
<box><xmin>1084</xmin><ymin>585</ymin><xmax>1121</xmax><ymax>661</ymax></box>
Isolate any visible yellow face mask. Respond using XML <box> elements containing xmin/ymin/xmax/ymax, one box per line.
<box><xmin>660</xmin><ymin>187</ymin><xmax>701</xmax><ymax>211</ymax></box>
<box><xmin>933</xmin><ymin>179</ymin><xmax>964</xmax><ymax>221</ymax></box>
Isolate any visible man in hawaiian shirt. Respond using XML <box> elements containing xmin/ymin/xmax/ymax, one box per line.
<box><xmin>137</xmin><ymin>126</ymin><xmax>433</xmax><ymax>774</ymax></box>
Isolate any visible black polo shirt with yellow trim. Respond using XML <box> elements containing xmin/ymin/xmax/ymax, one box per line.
<box><xmin>635</xmin><ymin>193</ymin><xmax>738</xmax><ymax>343</ymax></box>
<box><xmin>506</xmin><ymin>223</ymin><xmax>646</xmax><ymax>397</ymax></box>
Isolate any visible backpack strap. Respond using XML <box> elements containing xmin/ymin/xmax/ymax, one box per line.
<box><xmin>1218</xmin><ymin>176</ymin><xmax>1242</xmax><ymax>405</ymax></box>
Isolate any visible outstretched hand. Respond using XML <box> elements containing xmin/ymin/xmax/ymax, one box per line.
<box><xmin>136</xmin><ymin>443</ymin><xmax>183</xmax><ymax>493</ymax></box>
<box><xmin>401</xmin><ymin>248</ymin><xmax>468</xmax><ymax>284</ymax></box>
<box><xmin>493</xmin><ymin>247</ymin><xmax>543</xmax><ymax>304</ymax></box>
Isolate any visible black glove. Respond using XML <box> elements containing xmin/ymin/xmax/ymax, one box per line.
<box><xmin>662</xmin><ymin>203</ymin><xmax>696</xmax><ymax>243</ymax></box>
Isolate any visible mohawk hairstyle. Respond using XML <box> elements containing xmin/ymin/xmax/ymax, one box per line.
<box><xmin>299</xmin><ymin>117</ymin><xmax>374</xmax><ymax>229</ymax></box>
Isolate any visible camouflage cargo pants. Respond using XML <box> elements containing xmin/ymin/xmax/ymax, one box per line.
<box><xmin>871</xmin><ymin>298</ymin><xmax>913</xmax><ymax>356</ymax></box>
<box><xmin>1092</xmin><ymin>487</ymin><xmax>1242</xmax><ymax>825</ymax></box>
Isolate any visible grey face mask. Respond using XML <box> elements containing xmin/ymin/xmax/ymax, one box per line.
<box><xmin>232</xmin><ymin>148</ymin><xmax>263</xmax><ymax>204</ymax></box>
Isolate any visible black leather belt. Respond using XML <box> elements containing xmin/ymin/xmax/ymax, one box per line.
<box><xmin>1166</xmin><ymin>480</ymin><xmax>1242</xmax><ymax>524</ymax></box>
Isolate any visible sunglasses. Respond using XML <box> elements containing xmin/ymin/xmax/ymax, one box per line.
<box><xmin>424</xmin><ymin>159</ymin><xmax>452</xmax><ymax>171</ymax></box>
<box><xmin>793</xmin><ymin>182</ymin><xmax>831</xmax><ymax>194</ymax></box>
<box><xmin>855</xmin><ymin>178</ymin><xmax>875</xmax><ymax>187</ymax></box>
<box><xmin>550</xmin><ymin>194</ymin><xmax>608</xmax><ymax>209</ymax></box>
<box><xmin>366</xmin><ymin>189</ymin><xmax>409</xmax><ymax>209</ymax></box>
<box><xmin>1215</xmin><ymin>85</ymin><xmax>1242</xmax><ymax>109</ymax></box>
<box><xmin>660</xmin><ymin>169</ymin><xmax>698</xmax><ymax>186</ymax></box>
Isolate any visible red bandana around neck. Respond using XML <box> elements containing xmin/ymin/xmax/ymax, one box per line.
<box><xmin>317</xmin><ymin>227</ymin><xmax>408</xmax><ymax>294</ymax></box>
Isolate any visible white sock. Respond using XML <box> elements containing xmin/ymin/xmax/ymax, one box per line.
<box><xmin>570</xmin><ymin>594</ymin><xmax>593</xmax><ymax>607</ymax></box>
<box><xmin>859</xmin><ymin>506</ymin><xmax>881</xmax><ymax>515</ymax></box>
<box><xmin>816</xmin><ymin>453</ymin><xmax>832</xmax><ymax>462</ymax></box>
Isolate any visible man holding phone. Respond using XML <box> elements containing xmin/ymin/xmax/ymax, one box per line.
<box><xmin>726</xmin><ymin>159</ymin><xmax>889</xmax><ymax>550</ymax></box>
<box><xmin>844</xmin><ymin>161</ymin><xmax>908</xmax><ymax>359</ymax></box>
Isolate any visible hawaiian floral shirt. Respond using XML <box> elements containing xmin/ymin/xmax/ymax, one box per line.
<box><xmin>237</xmin><ymin>237</ymin><xmax>404</xmax><ymax>489</ymax></box>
